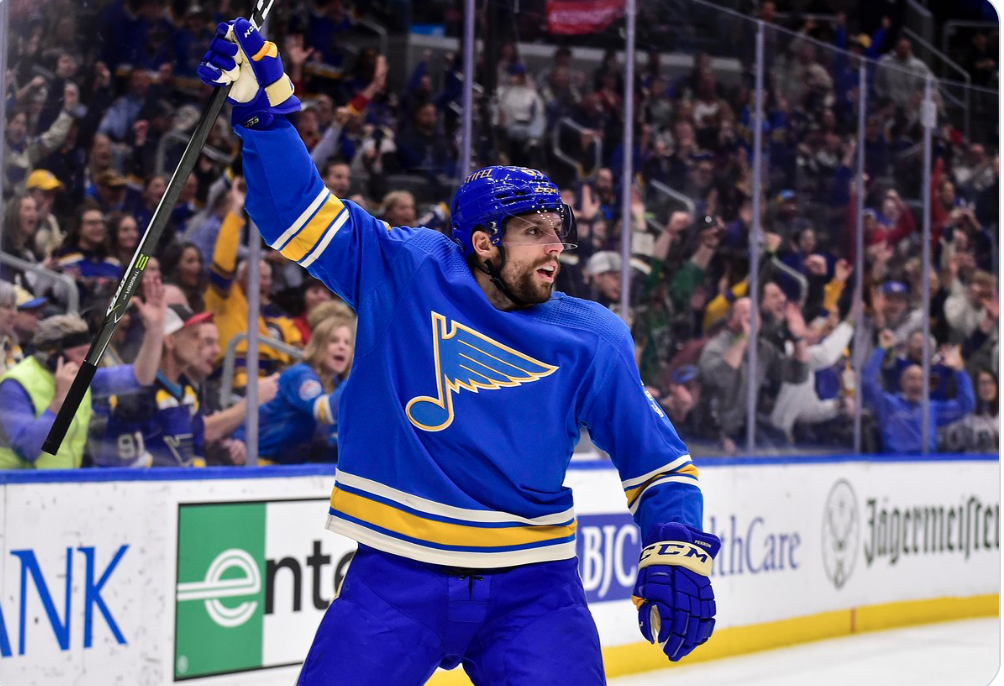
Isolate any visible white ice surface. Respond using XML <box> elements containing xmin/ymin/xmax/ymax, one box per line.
<box><xmin>610</xmin><ymin>617</ymin><xmax>1001</xmax><ymax>686</ymax></box>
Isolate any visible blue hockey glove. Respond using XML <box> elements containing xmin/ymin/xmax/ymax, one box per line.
<box><xmin>197</xmin><ymin>18</ymin><xmax>301</xmax><ymax>129</ymax></box>
<box><xmin>631</xmin><ymin>522</ymin><xmax>720</xmax><ymax>662</ymax></box>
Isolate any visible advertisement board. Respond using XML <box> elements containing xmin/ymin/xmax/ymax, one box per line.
<box><xmin>0</xmin><ymin>457</ymin><xmax>997</xmax><ymax>686</ymax></box>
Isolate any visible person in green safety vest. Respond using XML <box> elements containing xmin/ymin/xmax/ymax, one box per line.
<box><xmin>0</xmin><ymin>276</ymin><xmax>166</xmax><ymax>469</ymax></box>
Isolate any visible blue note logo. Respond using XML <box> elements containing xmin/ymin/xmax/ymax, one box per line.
<box><xmin>406</xmin><ymin>312</ymin><xmax>558</xmax><ymax>432</ymax></box>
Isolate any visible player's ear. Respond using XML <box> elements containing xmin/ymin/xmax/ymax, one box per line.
<box><xmin>470</xmin><ymin>229</ymin><xmax>498</xmax><ymax>261</ymax></box>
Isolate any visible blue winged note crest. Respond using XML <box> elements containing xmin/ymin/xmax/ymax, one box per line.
<box><xmin>406</xmin><ymin>312</ymin><xmax>559</xmax><ymax>432</ymax></box>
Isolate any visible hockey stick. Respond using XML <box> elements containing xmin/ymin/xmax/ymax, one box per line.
<box><xmin>41</xmin><ymin>0</ymin><xmax>278</xmax><ymax>455</ymax></box>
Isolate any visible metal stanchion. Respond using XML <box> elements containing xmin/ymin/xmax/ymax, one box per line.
<box><xmin>459</xmin><ymin>0</ymin><xmax>475</xmax><ymax>178</ymax></box>
<box><xmin>852</xmin><ymin>63</ymin><xmax>867</xmax><ymax>453</ymax></box>
<box><xmin>245</xmin><ymin>222</ymin><xmax>261</xmax><ymax>466</ymax></box>
<box><xmin>746</xmin><ymin>21</ymin><xmax>765</xmax><ymax>454</ymax></box>
<box><xmin>0</xmin><ymin>0</ymin><xmax>8</xmax><ymax>245</ymax></box>
<box><xmin>920</xmin><ymin>74</ymin><xmax>935</xmax><ymax>454</ymax></box>
<box><xmin>619</xmin><ymin>0</ymin><xmax>636</xmax><ymax>323</ymax></box>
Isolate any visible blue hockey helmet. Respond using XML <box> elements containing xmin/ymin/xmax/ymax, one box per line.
<box><xmin>451</xmin><ymin>166</ymin><xmax>577</xmax><ymax>258</ymax></box>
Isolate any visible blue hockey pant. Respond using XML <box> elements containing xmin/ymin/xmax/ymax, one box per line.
<box><xmin>296</xmin><ymin>544</ymin><xmax>606</xmax><ymax>685</ymax></box>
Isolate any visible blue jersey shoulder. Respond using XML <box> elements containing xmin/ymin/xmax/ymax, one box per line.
<box><xmin>538</xmin><ymin>292</ymin><xmax>631</xmax><ymax>349</ymax></box>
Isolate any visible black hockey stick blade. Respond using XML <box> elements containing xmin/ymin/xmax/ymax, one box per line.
<box><xmin>42</xmin><ymin>1</ymin><xmax>277</xmax><ymax>455</ymax></box>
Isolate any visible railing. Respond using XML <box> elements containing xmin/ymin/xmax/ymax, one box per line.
<box><xmin>643</xmin><ymin>179</ymin><xmax>697</xmax><ymax>233</ymax></box>
<box><xmin>0</xmin><ymin>252</ymin><xmax>79</xmax><ymax>313</ymax></box>
<box><xmin>356</xmin><ymin>16</ymin><xmax>390</xmax><ymax>60</ymax></box>
<box><xmin>551</xmin><ymin>117</ymin><xmax>602</xmax><ymax>182</ymax></box>
<box><xmin>769</xmin><ymin>255</ymin><xmax>809</xmax><ymax>308</ymax></box>
<box><xmin>219</xmin><ymin>332</ymin><xmax>304</xmax><ymax>408</ymax></box>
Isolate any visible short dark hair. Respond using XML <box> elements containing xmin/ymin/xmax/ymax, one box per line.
<box><xmin>322</xmin><ymin>157</ymin><xmax>351</xmax><ymax>177</ymax></box>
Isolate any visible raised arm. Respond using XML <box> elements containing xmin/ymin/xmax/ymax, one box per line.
<box><xmin>198</xmin><ymin>19</ymin><xmax>423</xmax><ymax>310</ymax></box>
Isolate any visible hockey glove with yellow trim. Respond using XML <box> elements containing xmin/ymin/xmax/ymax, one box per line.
<box><xmin>197</xmin><ymin>18</ymin><xmax>301</xmax><ymax>129</ymax></box>
<box><xmin>632</xmin><ymin>522</ymin><xmax>720</xmax><ymax>662</ymax></box>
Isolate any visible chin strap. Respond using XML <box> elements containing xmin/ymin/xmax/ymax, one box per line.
<box><xmin>470</xmin><ymin>246</ymin><xmax>529</xmax><ymax>308</ymax></box>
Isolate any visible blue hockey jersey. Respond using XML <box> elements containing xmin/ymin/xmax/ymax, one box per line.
<box><xmin>235</xmin><ymin>362</ymin><xmax>344</xmax><ymax>463</ymax></box>
<box><xmin>97</xmin><ymin>371</ymin><xmax>205</xmax><ymax>467</ymax></box>
<box><xmin>236</xmin><ymin>118</ymin><xmax>703</xmax><ymax>568</ymax></box>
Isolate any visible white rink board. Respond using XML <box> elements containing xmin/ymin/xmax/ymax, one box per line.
<box><xmin>0</xmin><ymin>456</ymin><xmax>997</xmax><ymax>686</ymax></box>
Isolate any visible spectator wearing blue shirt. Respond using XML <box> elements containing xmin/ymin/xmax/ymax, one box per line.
<box><xmin>883</xmin><ymin>330</ymin><xmax>955</xmax><ymax>401</ymax></box>
<box><xmin>97</xmin><ymin>68</ymin><xmax>153</xmax><ymax>143</ymax></box>
<box><xmin>237</xmin><ymin>314</ymin><xmax>355</xmax><ymax>464</ymax></box>
<box><xmin>863</xmin><ymin>330</ymin><xmax>976</xmax><ymax>453</ymax></box>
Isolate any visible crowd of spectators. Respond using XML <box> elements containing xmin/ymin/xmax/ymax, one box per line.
<box><xmin>0</xmin><ymin>0</ymin><xmax>997</xmax><ymax>469</ymax></box>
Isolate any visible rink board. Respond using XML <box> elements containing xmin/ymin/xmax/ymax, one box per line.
<box><xmin>0</xmin><ymin>455</ymin><xmax>997</xmax><ymax>685</ymax></box>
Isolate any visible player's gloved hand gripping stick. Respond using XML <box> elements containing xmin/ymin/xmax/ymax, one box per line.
<box><xmin>632</xmin><ymin>522</ymin><xmax>721</xmax><ymax>662</ymax></box>
<box><xmin>41</xmin><ymin>0</ymin><xmax>282</xmax><ymax>455</ymax></box>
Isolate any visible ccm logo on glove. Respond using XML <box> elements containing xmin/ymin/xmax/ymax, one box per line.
<box><xmin>638</xmin><ymin>540</ymin><xmax>714</xmax><ymax>576</ymax></box>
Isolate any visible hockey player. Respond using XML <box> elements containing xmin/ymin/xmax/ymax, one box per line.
<box><xmin>199</xmin><ymin>20</ymin><xmax>719</xmax><ymax>685</ymax></box>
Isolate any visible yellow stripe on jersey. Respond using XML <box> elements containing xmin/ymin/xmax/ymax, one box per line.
<box><xmin>313</xmin><ymin>395</ymin><xmax>332</xmax><ymax>423</ymax></box>
<box><xmin>624</xmin><ymin>462</ymin><xmax>699</xmax><ymax>508</ymax></box>
<box><xmin>331</xmin><ymin>488</ymin><xmax>576</xmax><ymax>548</ymax></box>
<box><xmin>279</xmin><ymin>196</ymin><xmax>345</xmax><ymax>263</ymax></box>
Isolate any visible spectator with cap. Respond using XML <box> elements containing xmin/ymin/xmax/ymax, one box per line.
<box><xmin>236</xmin><ymin>313</ymin><xmax>355</xmax><ymax>465</ymax></box>
<box><xmin>13</xmin><ymin>288</ymin><xmax>47</xmax><ymax>352</ymax></box>
<box><xmin>833</xmin><ymin>14</ymin><xmax>890</xmax><ymax>117</ymax></box>
<box><xmin>87</xmin><ymin>169</ymin><xmax>133</xmax><ymax>214</ymax></box>
<box><xmin>173</xmin><ymin>4</ymin><xmax>214</xmax><ymax>78</ymax></box>
<box><xmin>0</xmin><ymin>278</ymin><xmax>166</xmax><ymax>469</ymax></box>
<box><xmin>869</xmin><ymin>280</ymin><xmax>924</xmax><ymax>343</ymax></box>
<box><xmin>25</xmin><ymin>169</ymin><xmax>66</xmax><ymax>257</ymax></box>
<box><xmin>863</xmin><ymin>330</ymin><xmax>975</xmax><ymax>453</ymax></box>
<box><xmin>651</xmin><ymin>364</ymin><xmax>704</xmax><ymax>439</ymax></box>
<box><xmin>0</xmin><ymin>283</ymin><xmax>23</xmax><ymax>375</ymax></box>
<box><xmin>96</xmin><ymin>303</ymin><xmax>214</xmax><ymax>468</ymax></box>
<box><xmin>768</xmin><ymin>190</ymin><xmax>811</xmax><ymax>241</ymax></box>
<box><xmin>586</xmin><ymin>251</ymin><xmax>623</xmax><ymax>310</ymax></box>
